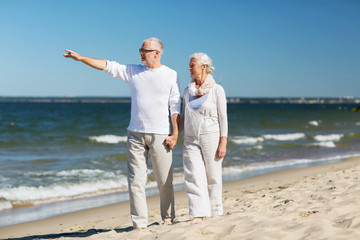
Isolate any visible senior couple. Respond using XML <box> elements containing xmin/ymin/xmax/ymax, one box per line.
<box><xmin>64</xmin><ymin>37</ymin><xmax>228</xmax><ymax>229</ymax></box>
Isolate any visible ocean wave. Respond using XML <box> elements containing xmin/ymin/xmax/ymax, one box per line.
<box><xmin>309</xmin><ymin>120</ymin><xmax>319</xmax><ymax>126</ymax></box>
<box><xmin>252</xmin><ymin>145</ymin><xmax>263</xmax><ymax>150</ymax></box>
<box><xmin>25</xmin><ymin>169</ymin><xmax>118</xmax><ymax>178</ymax></box>
<box><xmin>313</xmin><ymin>134</ymin><xmax>343</xmax><ymax>142</ymax></box>
<box><xmin>88</xmin><ymin>135</ymin><xmax>127</xmax><ymax>144</ymax></box>
<box><xmin>0</xmin><ymin>201</ymin><xmax>12</xmax><ymax>211</ymax></box>
<box><xmin>223</xmin><ymin>159</ymin><xmax>313</xmax><ymax>175</ymax></box>
<box><xmin>0</xmin><ymin>178</ymin><xmax>128</xmax><ymax>210</ymax></box>
<box><xmin>29</xmin><ymin>169</ymin><xmax>101</xmax><ymax>177</ymax></box>
<box><xmin>223</xmin><ymin>153</ymin><xmax>360</xmax><ymax>176</ymax></box>
<box><xmin>310</xmin><ymin>141</ymin><xmax>336</xmax><ymax>148</ymax></box>
<box><xmin>57</xmin><ymin>169</ymin><xmax>108</xmax><ymax>177</ymax></box>
<box><xmin>231</xmin><ymin>136</ymin><xmax>264</xmax><ymax>145</ymax></box>
<box><xmin>231</xmin><ymin>133</ymin><xmax>305</xmax><ymax>145</ymax></box>
<box><xmin>240</xmin><ymin>145</ymin><xmax>264</xmax><ymax>151</ymax></box>
<box><xmin>0</xmin><ymin>169</ymin><xmax>181</xmax><ymax>211</ymax></box>
<box><xmin>262</xmin><ymin>133</ymin><xmax>305</xmax><ymax>141</ymax></box>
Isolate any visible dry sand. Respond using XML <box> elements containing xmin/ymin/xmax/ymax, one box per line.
<box><xmin>1</xmin><ymin>157</ymin><xmax>360</xmax><ymax>240</ymax></box>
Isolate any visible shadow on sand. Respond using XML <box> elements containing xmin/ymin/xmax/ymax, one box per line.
<box><xmin>4</xmin><ymin>222</ymin><xmax>161</xmax><ymax>240</ymax></box>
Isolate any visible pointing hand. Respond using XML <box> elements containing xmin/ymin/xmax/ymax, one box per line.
<box><xmin>63</xmin><ymin>49</ymin><xmax>82</xmax><ymax>61</ymax></box>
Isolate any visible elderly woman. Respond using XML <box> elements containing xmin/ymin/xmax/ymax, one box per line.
<box><xmin>181</xmin><ymin>53</ymin><xmax>228</xmax><ymax>223</ymax></box>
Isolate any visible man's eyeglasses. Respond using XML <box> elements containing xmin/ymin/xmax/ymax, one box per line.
<box><xmin>139</xmin><ymin>48</ymin><xmax>158</xmax><ymax>54</ymax></box>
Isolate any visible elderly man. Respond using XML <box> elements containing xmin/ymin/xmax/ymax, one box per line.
<box><xmin>64</xmin><ymin>37</ymin><xmax>181</xmax><ymax>229</ymax></box>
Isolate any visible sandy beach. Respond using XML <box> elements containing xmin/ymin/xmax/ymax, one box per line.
<box><xmin>1</xmin><ymin>157</ymin><xmax>360</xmax><ymax>240</ymax></box>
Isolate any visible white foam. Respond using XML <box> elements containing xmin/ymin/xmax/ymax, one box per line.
<box><xmin>240</xmin><ymin>145</ymin><xmax>264</xmax><ymax>151</ymax></box>
<box><xmin>253</xmin><ymin>145</ymin><xmax>263</xmax><ymax>150</ymax></box>
<box><xmin>231</xmin><ymin>136</ymin><xmax>264</xmax><ymax>145</ymax></box>
<box><xmin>0</xmin><ymin>178</ymin><xmax>128</xmax><ymax>204</ymax></box>
<box><xmin>0</xmin><ymin>201</ymin><xmax>12</xmax><ymax>211</ymax></box>
<box><xmin>355</xmin><ymin>122</ymin><xmax>360</xmax><ymax>126</ymax></box>
<box><xmin>262</xmin><ymin>133</ymin><xmax>305</xmax><ymax>141</ymax></box>
<box><xmin>26</xmin><ymin>169</ymin><xmax>117</xmax><ymax>178</ymax></box>
<box><xmin>314</xmin><ymin>134</ymin><xmax>343</xmax><ymax>142</ymax></box>
<box><xmin>223</xmin><ymin>159</ymin><xmax>314</xmax><ymax>175</ymax></box>
<box><xmin>310</xmin><ymin>141</ymin><xmax>336</xmax><ymax>148</ymax></box>
<box><xmin>57</xmin><ymin>169</ymin><xmax>108</xmax><ymax>177</ymax></box>
<box><xmin>309</xmin><ymin>121</ymin><xmax>319</xmax><ymax>126</ymax></box>
<box><xmin>223</xmin><ymin>153</ymin><xmax>360</xmax><ymax>176</ymax></box>
<box><xmin>1</xmin><ymin>168</ymin><xmax>173</xmax><ymax>210</ymax></box>
<box><xmin>89</xmin><ymin>135</ymin><xmax>127</xmax><ymax>144</ymax></box>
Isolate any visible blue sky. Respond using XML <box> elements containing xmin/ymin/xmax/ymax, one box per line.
<box><xmin>0</xmin><ymin>0</ymin><xmax>359</xmax><ymax>98</ymax></box>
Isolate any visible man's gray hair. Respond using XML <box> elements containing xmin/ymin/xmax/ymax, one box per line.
<box><xmin>144</xmin><ymin>37</ymin><xmax>164</xmax><ymax>55</ymax></box>
<box><xmin>190</xmin><ymin>53</ymin><xmax>215</xmax><ymax>74</ymax></box>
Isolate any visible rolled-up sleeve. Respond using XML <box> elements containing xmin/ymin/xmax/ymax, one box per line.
<box><xmin>103</xmin><ymin>60</ymin><xmax>130</xmax><ymax>83</ymax></box>
<box><xmin>217</xmin><ymin>86</ymin><xmax>228</xmax><ymax>137</ymax></box>
<box><xmin>169</xmin><ymin>75</ymin><xmax>181</xmax><ymax>115</ymax></box>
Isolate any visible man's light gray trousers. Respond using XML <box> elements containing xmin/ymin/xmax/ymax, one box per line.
<box><xmin>127</xmin><ymin>130</ymin><xmax>175</xmax><ymax>228</ymax></box>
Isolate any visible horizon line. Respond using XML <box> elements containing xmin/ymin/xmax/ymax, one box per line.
<box><xmin>0</xmin><ymin>96</ymin><xmax>359</xmax><ymax>99</ymax></box>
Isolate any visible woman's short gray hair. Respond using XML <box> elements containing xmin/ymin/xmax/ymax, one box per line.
<box><xmin>190</xmin><ymin>52</ymin><xmax>215</xmax><ymax>74</ymax></box>
<box><xmin>144</xmin><ymin>37</ymin><xmax>164</xmax><ymax>55</ymax></box>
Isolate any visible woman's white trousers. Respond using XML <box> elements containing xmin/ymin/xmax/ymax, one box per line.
<box><xmin>183</xmin><ymin>131</ymin><xmax>223</xmax><ymax>218</ymax></box>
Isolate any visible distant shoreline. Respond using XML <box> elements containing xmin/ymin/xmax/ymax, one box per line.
<box><xmin>0</xmin><ymin>96</ymin><xmax>359</xmax><ymax>104</ymax></box>
<box><xmin>0</xmin><ymin>97</ymin><xmax>132</xmax><ymax>103</ymax></box>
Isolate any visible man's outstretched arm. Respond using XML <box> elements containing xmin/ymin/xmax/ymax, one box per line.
<box><xmin>63</xmin><ymin>49</ymin><xmax>107</xmax><ymax>70</ymax></box>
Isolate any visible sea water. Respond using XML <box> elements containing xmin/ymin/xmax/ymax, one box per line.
<box><xmin>1</xmin><ymin>100</ymin><xmax>360</xmax><ymax>226</ymax></box>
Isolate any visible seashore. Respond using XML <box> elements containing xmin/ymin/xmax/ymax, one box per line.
<box><xmin>1</xmin><ymin>157</ymin><xmax>360</xmax><ymax>240</ymax></box>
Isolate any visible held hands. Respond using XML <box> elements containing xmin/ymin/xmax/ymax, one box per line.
<box><xmin>63</xmin><ymin>49</ymin><xmax>82</xmax><ymax>61</ymax></box>
<box><xmin>165</xmin><ymin>135</ymin><xmax>178</xmax><ymax>151</ymax></box>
